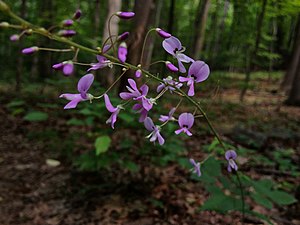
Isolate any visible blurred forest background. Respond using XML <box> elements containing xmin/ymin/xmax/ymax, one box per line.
<box><xmin>0</xmin><ymin>0</ymin><xmax>300</xmax><ymax>224</ymax></box>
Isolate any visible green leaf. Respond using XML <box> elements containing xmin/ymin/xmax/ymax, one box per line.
<box><xmin>23</xmin><ymin>111</ymin><xmax>48</xmax><ymax>122</ymax></box>
<box><xmin>251</xmin><ymin>193</ymin><xmax>273</xmax><ymax>209</ymax></box>
<box><xmin>123</xmin><ymin>161</ymin><xmax>139</xmax><ymax>172</ymax></box>
<box><xmin>6</xmin><ymin>100</ymin><xmax>25</xmax><ymax>108</ymax></box>
<box><xmin>67</xmin><ymin>118</ymin><xmax>85</xmax><ymax>126</ymax></box>
<box><xmin>95</xmin><ymin>136</ymin><xmax>111</xmax><ymax>155</ymax></box>
<box><xmin>268</xmin><ymin>190</ymin><xmax>297</xmax><ymax>205</ymax></box>
<box><xmin>201</xmin><ymin>193</ymin><xmax>242</xmax><ymax>212</ymax></box>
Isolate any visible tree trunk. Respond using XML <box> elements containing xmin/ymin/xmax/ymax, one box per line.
<box><xmin>211</xmin><ymin>0</ymin><xmax>229</xmax><ymax>67</ymax></box>
<box><xmin>94</xmin><ymin>0</ymin><xmax>101</xmax><ymax>39</ymax></box>
<box><xmin>286</xmin><ymin>58</ymin><xmax>300</xmax><ymax>106</ymax></box>
<box><xmin>101</xmin><ymin>0</ymin><xmax>121</xmax><ymax>86</ymax></box>
<box><xmin>142</xmin><ymin>0</ymin><xmax>163</xmax><ymax>70</ymax></box>
<box><xmin>15</xmin><ymin>0</ymin><xmax>27</xmax><ymax>92</ymax></box>
<box><xmin>192</xmin><ymin>0</ymin><xmax>211</xmax><ymax>59</ymax></box>
<box><xmin>118</xmin><ymin>0</ymin><xmax>154</xmax><ymax>92</ymax></box>
<box><xmin>240</xmin><ymin>0</ymin><xmax>267</xmax><ymax>102</ymax></box>
<box><xmin>281</xmin><ymin>15</ymin><xmax>300</xmax><ymax>93</ymax></box>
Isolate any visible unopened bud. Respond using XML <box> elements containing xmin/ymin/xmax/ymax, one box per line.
<box><xmin>0</xmin><ymin>1</ymin><xmax>10</xmax><ymax>12</ymax></box>
<box><xmin>25</xmin><ymin>29</ymin><xmax>33</xmax><ymax>35</ymax></box>
<box><xmin>58</xmin><ymin>30</ymin><xmax>76</xmax><ymax>37</ymax></box>
<box><xmin>116</xmin><ymin>12</ymin><xmax>135</xmax><ymax>19</ymax></box>
<box><xmin>156</xmin><ymin>28</ymin><xmax>171</xmax><ymax>38</ymax></box>
<box><xmin>73</xmin><ymin>9</ymin><xmax>82</xmax><ymax>20</ymax></box>
<box><xmin>0</xmin><ymin>22</ymin><xmax>9</xmax><ymax>28</ymax></box>
<box><xmin>118</xmin><ymin>42</ymin><xmax>127</xmax><ymax>63</ymax></box>
<box><xmin>118</xmin><ymin>31</ymin><xmax>129</xmax><ymax>41</ymax></box>
<box><xmin>22</xmin><ymin>46</ymin><xmax>39</xmax><ymax>55</ymax></box>
<box><xmin>165</xmin><ymin>61</ymin><xmax>179</xmax><ymax>72</ymax></box>
<box><xmin>62</xmin><ymin>19</ymin><xmax>74</xmax><ymax>27</ymax></box>
<box><xmin>10</xmin><ymin>34</ymin><xmax>20</xmax><ymax>42</ymax></box>
<box><xmin>135</xmin><ymin>69</ymin><xmax>142</xmax><ymax>78</ymax></box>
<box><xmin>62</xmin><ymin>61</ymin><xmax>74</xmax><ymax>76</ymax></box>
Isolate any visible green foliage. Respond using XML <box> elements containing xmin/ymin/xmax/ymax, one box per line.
<box><xmin>95</xmin><ymin>136</ymin><xmax>111</xmax><ymax>155</ymax></box>
<box><xmin>23</xmin><ymin>111</ymin><xmax>48</xmax><ymax>122</ymax></box>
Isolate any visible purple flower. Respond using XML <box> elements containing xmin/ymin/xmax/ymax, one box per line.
<box><xmin>118</xmin><ymin>32</ymin><xmax>130</xmax><ymax>41</ymax></box>
<box><xmin>156</xmin><ymin>28</ymin><xmax>171</xmax><ymax>38</ymax></box>
<box><xmin>10</xmin><ymin>34</ymin><xmax>20</xmax><ymax>42</ymax></box>
<box><xmin>116</xmin><ymin>11</ymin><xmax>135</xmax><ymax>19</ymax></box>
<box><xmin>52</xmin><ymin>61</ymin><xmax>74</xmax><ymax>76</ymax></box>
<box><xmin>162</xmin><ymin>36</ymin><xmax>194</xmax><ymax>73</ymax></box>
<box><xmin>62</xmin><ymin>19</ymin><xmax>74</xmax><ymax>27</ymax></box>
<box><xmin>118</xmin><ymin>42</ymin><xmax>127</xmax><ymax>63</ymax></box>
<box><xmin>175</xmin><ymin>113</ymin><xmax>194</xmax><ymax>136</ymax></box>
<box><xmin>132</xmin><ymin>103</ymin><xmax>148</xmax><ymax>122</ymax></box>
<box><xmin>159</xmin><ymin>108</ymin><xmax>176</xmax><ymax>122</ymax></box>
<box><xmin>179</xmin><ymin>60</ymin><xmax>210</xmax><ymax>96</ymax></box>
<box><xmin>120</xmin><ymin>78</ymin><xmax>143</xmax><ymax>100</ymax></box>
<box><xmin>144</xmin><ymin>117</ymin><xmax>165</xmax><ymax>145</ymax></box>
<box><xmin>156</xmin><ymin>76</ymin><xmax>183</xmax><ymax>93</ymax></box>
<box><xmin>225</xmin><ymin>150</ymin><xmax>238</xmax><ymax>173</ymax></box>
<box><xmin>135</xmin><ymin>69</ymin><xmax>142</xmax><ymax>78</ymax></box>
<box><xmin>104</xmin><ymin>94</ymin><xmax>122</xmax><ymax>129</ymax></box>
<box><xmin>63</xmin><ymin>61</ymin><xmax>74</xmax><ymax>75</ymax></box>
<box><xmin>120</xmin><ymin>79</ymin><xmax>153</xmax><ymax>111</ymax></box>
<box><xmin>59</xmin><ymin>74</ymin><xmax>94</xmax><ymax>109</ymax></box>
<box><xmin>189</xmin><ymin>158</ymin><xmax>201</xmax><ymax>177</ymax></box>
<box><xmin>88</xmin><ymin>55</ymin><xmax>111</xmax><ymax>72</ymax></box>
<box><xmin>22</xmin><ymin>46</ymin><xmax>39</xmax><ymax>55</ymax></box>
<box><xmin>165</xmin><ymin>61</ymin><xmax>179</xmax><ymax>72</ymax></box>
<box><xmin>73</xmin><ymin>9</ymin><xmax>82</xmax><ymax>20</ymax></box>
<box><xmin>58</xmin><ymin>30</ymin><xmax>76</xmax><ymax>37</ymax></box>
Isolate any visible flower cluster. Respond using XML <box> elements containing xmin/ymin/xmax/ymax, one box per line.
<box><xmin>7</xmin><ymin>6</ymin><xmax>239</xmax><ymax>178</ymax></box>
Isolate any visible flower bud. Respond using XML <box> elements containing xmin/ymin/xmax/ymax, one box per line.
<box><xmin>135</xmin><ymin>69</ymin><xmax>142</xmax><ymax>78</ymax></box>
<box><xmin>118</xmin><ymin>32</ymin><xmax>129</xmax><ymax>41</ymax></box>
<box><xmin>10</xmin><ymin>34</ymin><xmax>20</xmax><ymax>42</ymax></box>
<box><xmin>58</xmin><ymin>30</ymin><xmax>76</xmax><ymax>37</ymax></box>
<box><xmin>165</xmin><ymin>61</ymin><xmax>178</xmax><ymax>72</ymax></box>
<box><xmin>22</xmin><ymin>46</ymin><xmax>39</xmax><ymax>55</ymax></box>
<box><xmin>116</xmin><ymin>12</ymin><xmax>135</xmax><ymax>19</ymax></box>
<box><xmin>73</xmin><ymin>9</ymin><xmax>82</xmax><ymax>20</ymax></box>
<box><xmin>0</xmin><ymin>22</ymin><xmax>9</xmax><ymax>28</ymax></box>
<box><xmin>0</xmin><ymin>1</ymin><xmax>10</xmax><ymax>12</ymax></box>
<box><xmin>62</xmin><ymin>19</ymin><xmax>74</xmax><ymax>27</ymax></box>
<box><xmin>52</xmin><ymin>63</ymin><xmax>64</xmax><ymax>70</ymax></box>
<box><xmin>102</xmin><ymin>44</ymin><xmax>111</xmax><ymax>53</ymax></box>
<box><xmin>118</xmin><ymin>42</ymin><xmax>127</xmax><ymax>63</ymax></box>
<box><xmin>156</xmin><ymin>28</ymin><xmax>171</xmax><ymax>38</ymax></box>
<box><xmin>62</xmin><ymin>61</ymin><xmax>74</xmax><ymax>76</ymax></box>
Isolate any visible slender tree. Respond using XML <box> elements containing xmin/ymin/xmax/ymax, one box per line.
<box><xmin>118</xmin><ymin>0</ymin><xmax>154</xmax><ymax>91</ymax></box>
<box><xmin>240</xmin><ymin>0</ymin><xmax>268</xmax><ymax>101</ymax></box>
<box><xmin>192</xmin><ymin>0</ymin><xmax>211</xmax><ymax>59</ymax></box>
<box><xmin>281</xmin><ymin>15</ymin><xmax>300</xmax><ymax>93</ymax></box>
<box><xmin>102</xmin><ymin>0</ymin><xmax>121</xmax><ymax>86</ymax></box>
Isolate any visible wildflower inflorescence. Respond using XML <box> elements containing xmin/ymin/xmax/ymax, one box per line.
<box><xmin>2</xmin><ymin>4</ymin><xmax>239</xmax><ymax>177</ymax></box>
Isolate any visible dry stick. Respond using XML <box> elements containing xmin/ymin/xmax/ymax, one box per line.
<box><xmin>2</xmin><ymin>6</ymin><xmax>245</xmax><ymax>223</ymax></box>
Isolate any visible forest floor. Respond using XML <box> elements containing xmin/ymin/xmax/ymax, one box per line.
<box><xmin>0</xmin><ymin>72</ymin><xmax>300</xmax><ymax>225</ymax></box>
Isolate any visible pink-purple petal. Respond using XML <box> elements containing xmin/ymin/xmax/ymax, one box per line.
<box><xmin>104</xmin><ymin>94</ymin><xmax>117</xmax><ymax>113</ymax></box>
<box><xmin>77</xmin><ymin>74</ymin><xmax>94</xmax><ymax>94</ymax></box>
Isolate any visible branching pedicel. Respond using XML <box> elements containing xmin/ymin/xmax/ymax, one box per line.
<box><xmin>0</xmin><ymin>1</ymin><xmax>244</xmax><ymax>210</ymax></box>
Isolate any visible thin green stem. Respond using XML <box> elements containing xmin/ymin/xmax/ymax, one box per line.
<box><xmin>236</xmin><ymin>172</ymin><xmax>245</xmax><ymax>225</ymax></box>
<box><xmin>140</xmin><ymin>28</ymin><xmax>156</xmax><ymax>65</ymax></box>
<box><xmin>38</xmin><ymin>47</ymin><xmax>73</xmax><ymax>52</ymax></box>
<box><xmin>104</xmin><ymin>68</ymin><xmax>128</xmax><ymax>95</ymax></box>
<box><xmin>108</xmin><ymin>14</ymin><xmax>117</xmax><ymax>55</ymax></box>
<box><xmin>73</xmin><ymin>62</ymin><xmax>91</xmax><ymax>66</ymax></box>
